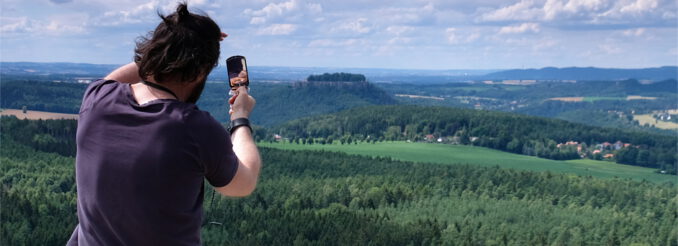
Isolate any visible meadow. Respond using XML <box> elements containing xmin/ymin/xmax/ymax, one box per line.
<box><xmin>634</xmin><ymin>114</ymin><xmax>678</xmax><ymax>130</ymax></box>
<box><xmin>258</xmin><ymin>141</ymin><xmax>676</xmax><ymax>184</ymax></box>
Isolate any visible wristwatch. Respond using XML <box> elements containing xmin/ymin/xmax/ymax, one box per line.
<box><xmin>228</xmin><ymin>118</ymin><xmax>253</xmax><ymax>135</ymax></box>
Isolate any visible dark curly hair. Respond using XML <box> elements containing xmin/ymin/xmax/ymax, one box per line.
<box><xmin>134</xmin><ymin>3</ymin><xmax>221</xmax><ymax>84</ymax></box>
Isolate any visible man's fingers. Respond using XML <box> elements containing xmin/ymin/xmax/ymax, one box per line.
<box><xmin>220</xmin><ymin>32</ymin><xmax>228</xmax><ymax>41</ymax></box>
<box><xmin>237</xmin><ymin>86</ymin><xmax>249</xmax><ymax>96</ymax></box>
<box><xmin>229</xmin><ymin>94</ymin><xmax>238</xmax><ymax>104</ymax></box>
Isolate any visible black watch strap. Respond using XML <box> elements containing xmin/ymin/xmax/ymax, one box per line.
<box><xmin>229</xmin><ymin>118</ymin><xmax>252</xmax><ymax>135</ymax></box>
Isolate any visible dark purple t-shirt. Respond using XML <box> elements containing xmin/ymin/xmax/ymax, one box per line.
<box><xmin>67</xmin><ymin>79</ymin><xmax>238</xmax><ymax>245</ymax></box>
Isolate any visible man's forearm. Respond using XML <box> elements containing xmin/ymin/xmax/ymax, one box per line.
<box><xmin>231</xmin><ymin>127</ymin><xmax>261</xmax><ymax>182</ymax></box>
<box><xmin>104</xmin><ymin>62</ymin><xmax>141</xmax><ymax>83</ymax></box>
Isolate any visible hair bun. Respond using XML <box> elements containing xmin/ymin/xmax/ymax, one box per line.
<box><xmin>176</xmin><ymin>3</ymin><xmax>190</xmax><ymax>21</ymax></box>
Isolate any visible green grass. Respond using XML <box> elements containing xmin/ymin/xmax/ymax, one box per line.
<box><xmin>259</xmin><ymin>141</ymin><xmax>676</xmax><ymax>184</ymax></box>
<box><xmin>633</xmin><ymin>114</ymin><xmax>678</xmax><ymax>130</ymax></box>
<box><xmin>582</xmin><ymin>97</ymin><xmax>625</xmax><ymax>102</ymax></box>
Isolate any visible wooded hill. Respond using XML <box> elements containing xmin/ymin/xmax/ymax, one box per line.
<box><xmin>307</xmin><ymin>72</ymin><xmax>367</xmax><ymax>82</ymax></box>
<box><xmin>266</xmin><ymin>105</ymin><xmax>677</xmax><ymax>174</ymax></box>
<box><xmin>1</xmin><ymin>76</ymin><xmax>396</xmax><ymax>126</ymax></box>
<box><xmin>198</xmin><ymin>78</ymin><xmax>396</xmax><ymax>125</ymax></box>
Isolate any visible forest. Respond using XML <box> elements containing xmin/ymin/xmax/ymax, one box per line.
<box><xmin>0</xmin><ymin>78</ymin><xmax>395</xmax><ymax>126</ymax></box>
<box><xmin>381</xmin><ymin>79</ymin><xmax>678</xmax><ymax>136</ymax></box>
<box><xmin>268</xmin><ymin>105</ymin><xmax>677</xmax><ymax>174</ymax></box>
<box><xmin>307</xmin><ymin>72</ymin><xmax>367</xmax><ymax>82</ymax></box>
<box><xmin>3</xmin><ymin>77</ymin><xmax>676</xmax><ymax>131</ymax></box>
<box><xmin>1</xmin><ymin>117</ymin><xmax>677</xmax><ymax>245</ymax></box>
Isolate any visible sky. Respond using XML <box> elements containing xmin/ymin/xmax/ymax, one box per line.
<box><xmin>1</xmin><ymin>0</ymin><xmax>677</xmax><ymax>70</ymax></box>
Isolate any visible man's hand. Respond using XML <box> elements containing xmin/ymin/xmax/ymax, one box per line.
<box><xmin>229</xmin><ymin>86</ymin><xmax>255</xmax><ymax>120</ymax></box>
<box><xmin>220</xmin><ymin>32</ymin><xmax>228</xmax><ymax>41</ymax></box>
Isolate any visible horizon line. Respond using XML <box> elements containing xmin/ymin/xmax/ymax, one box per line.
<box><xmin>1</xmin><ymin>61</ymin><xmax>676</xmax><ymax>72</ymax></box>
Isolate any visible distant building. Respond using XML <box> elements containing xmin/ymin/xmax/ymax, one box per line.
<box><xmin>75</xmin><ymin>77</ymin><xmax>96</xmax><ymax>84</ymax></box>
<box><xmin>425</xmin><ymin>134</ymin><xmax>435</xmax><ymax>141</ymax></box>
<box><xmin>614</xmin><ymin>141</ymin><xmax>623</xmax><ymax>150</ymax></box>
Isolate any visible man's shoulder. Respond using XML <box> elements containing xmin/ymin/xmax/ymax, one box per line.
<box><xmin>183</xmin><ymin>109</ymin><xmax>225</xmax><ymax>132</ymax></box>
<box><xmin>84</xmin><ymin>79</ymin><xmax>121</xmax><ymax>94</ymax></box>
<box><xmin>80</xmin><ymin>79</ymin><xmax>125</xmax><ymax>114</ymax></box>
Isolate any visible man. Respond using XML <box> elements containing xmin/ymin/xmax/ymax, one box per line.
<box><xmin>67</xmin><ymin>3</ymin><xmax>261</xmax><ymax>245</ymax></box>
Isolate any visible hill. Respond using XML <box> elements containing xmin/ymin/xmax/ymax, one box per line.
<box><xmin>267</xmin><ymin>105</ymin><xmax>677</xmax><ymax>173</ymax></box>
<box><xmin>0</xmin><ymin>77</ymin><xmax>397</xmax><ymax>126</ymax></box>
<box><xmin>198</xmin><ymin>79</ymin><xmax>397</xmax><ymax>125</ymax></box>
<box><xmin>482</xmin><ymin>66</ymin><xmax>678</xmax><ymax>81</ymax></box>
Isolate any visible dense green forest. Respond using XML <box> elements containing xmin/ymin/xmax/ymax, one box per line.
<box><xmin>1</xmin><ymin>80</ymin><xmax>87</xmax><ymax>114</ymax></box>
<box><xmin>269</xmin><ymin>105</ymin><xmax>678</xmax><ymax>174</ymax></box>
<box><xmin>0</xmin><ymin>78</ymin><xmax>395</xmax><ymax>126</ymax></box>
<box><xmin>2</xmin><ymin>117</ymin><xmax>677</xmax><ymax>245</ymax></box>
<box><xmin>199</xmin><ymin>80</ymin><xmax>396</xmax><ymax>125</ymax></box>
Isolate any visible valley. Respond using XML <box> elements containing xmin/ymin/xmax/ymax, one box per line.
<box><xmin>259</xmin><ymin>141</ymin><xmax>676</xmax><ymax>184</ymax></box>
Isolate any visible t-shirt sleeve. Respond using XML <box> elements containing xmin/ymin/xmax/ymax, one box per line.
<box><xmin>79</xmin><ymin>79</ymin><xmax>117</xmax><ymax>114</ymax></box>
<box><xmin>188</xmin><ymin>111</ymin><xmax>239</xmax><ymax>187</ymax></box>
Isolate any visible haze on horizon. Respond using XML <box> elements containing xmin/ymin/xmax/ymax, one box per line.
<box><xmin>1</xmin><ymin>0</ymin><xmax>676</xmax><ymax>70</ymax></box>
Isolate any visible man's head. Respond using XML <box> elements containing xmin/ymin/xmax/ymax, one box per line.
<box><xmin>134</xmin><ymin>3</ymin><xmax>221</xmax><ymax>88</ymax></box>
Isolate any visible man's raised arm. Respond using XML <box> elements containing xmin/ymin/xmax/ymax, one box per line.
<box><xmin>215</xmin><ymin>86</ymin><xmax>261</xmax><ymax>197</ymax></box>
<box><xmin>104</xmin><ymin>62</ymin><xmax>141</xmax><ymax>83</ymax></box>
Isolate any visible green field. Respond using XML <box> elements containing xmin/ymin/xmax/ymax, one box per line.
<box><xmin>259</xmin><ymin>141</ymin><xmax>676</xmax><ymax>184</ymax></box>
<box><xmin>634</xmin><ymin>114</ymin><xmax>678</xmax><ymax>130</ymax></box>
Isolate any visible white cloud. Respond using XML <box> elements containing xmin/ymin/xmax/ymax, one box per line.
<box><xmin>1</xmin><ymin>16</ymin><xmax>86</xmax><ymax>36</ymax></box>
<box><xmin>244</xmin><ymin>0</ymin><xmax>321</xmax><ymax>25</ymax></box>
<box><xmin>387</xmin><ymin>37</ymin><xmax>412</xmax><ymax>45</ymax></box>
<box><xmin>466</xmin><ymin>32</ymin><xmax>481</xmax><ymax>43</ymax></box>
<box><xmin>45</xmin><ymin>20</ymin><xmax>86</xmax><ymax>34</ymax></box>
<box><xmin>375</xmin><ymin>3</ymin><xmax>436</xmax><ymax>25</ymax></box>
<box><xmin>446</xmin><ymin>28</ymin><xmax>460</xmax><ymax>44</ymax></box>
<box><xmin>257</xmin><ymin>24</ymin><xmax>297</xmax><ymax>35</ymax></box>
<box><xmin>250</xmin><ymin>17</ymin><xmax>266</xmax><ymax>25</ymax></box>
<box><xmin>619</xmin><ymin>0</ymin><xmax>659</xmax><ymax>14</ymax></box>
<box><xmin>622</xmin><ymin>28</ymin><xmax>646</xmax><ymax>36</ymax></box>
<box><xmin>386</xmin><ymin>25</ymin><xmax>414</xmax><ymax>36</ymax></box>
<box><xmin>333</xmin><ymin>18</ymin><xmax>371</xmax><ymax>34</ymax></box>
<box><xmin>247</xmin><ymin>0</ymin><xmax>299</xmax><ymax>20</ymax></box>
<box><xmin>499</xmin><ymin>22</ymin><xmax>540</xmax><ymax>34</ymax></box>
<box><xmin>445</xmin><ymin>28</ymin><xmax>482</xmax><ymax>44</ymax></box>
<box><xmin>480</xmin><ymin>0</ymin><xmax>541</xmax><ymax>22</ymax></box>
<box><xmin>308</xmin><ymin>38</ymin><xmax>366</xmax><ymax>47</ymax></box>
<box><xmin>480</xmin><ymin>0</ymin><xmax>673</xmax><ymax>26</ymax></box>
<box><xmin>0</xmin><ymin>17</ymin><xmax>30</xmax><ymax>33</ymax></box>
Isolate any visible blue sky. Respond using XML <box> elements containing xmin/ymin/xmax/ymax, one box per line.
<box><xmin>1</xmin><ymin>0</ymin><xmax>676</xmax><ymax>69</ymax></box>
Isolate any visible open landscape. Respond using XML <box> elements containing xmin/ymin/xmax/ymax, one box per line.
<box><xmin>1</xmin><ymin>0</ymin><xmax>677</xmax><ymax>243</ymax></box>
